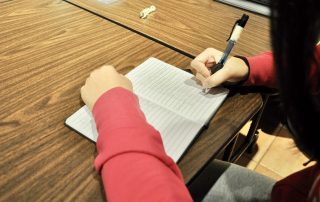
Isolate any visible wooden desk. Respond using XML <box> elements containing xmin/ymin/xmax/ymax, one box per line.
<box><xmin>65</xmin><ymin>0</ymin><xmax>269</xmax><ymax>181</ymax></box>
<box><xmin>64</xmin><ymin>0</ymin><xmax>271</xmax><ymax>57</ymax></box>
<box><xmin>0</xmin><ymin>0</ymin><xmax>261</xmax><ymax>200</ymax></box>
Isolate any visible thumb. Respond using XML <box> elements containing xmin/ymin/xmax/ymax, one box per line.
<box><xmin>205</xmin><ymin>56</ymin><xmax>216</xmax><ymax>68</ymax></box>
<box><xmin>203</xmin><ymin>68</ymin><xmax>230</xmax><ymax>88</ymax></box>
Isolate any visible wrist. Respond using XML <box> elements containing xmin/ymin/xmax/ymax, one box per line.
<box><xmin>233</xmin><ymin>56</ymin><xmax>250</xmax><ymax>86</ymax></box>
<box><xmin>92</xmin><ymin>87</ymin><xmax>132</xmax><ymax>113</ymax></box>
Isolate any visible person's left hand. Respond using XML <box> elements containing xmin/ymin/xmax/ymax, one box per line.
<box><xmin>81</xmin><ymin>65</ymin><xmax>133</xmax><ymax>111</ymax></box>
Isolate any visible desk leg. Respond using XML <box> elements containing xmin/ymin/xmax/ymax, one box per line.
<box><xmin>245</xmin><ymin>94</ymin><xmax>270</xmax><ymax>153</ymax></box>
<box><xmin>222</xmin><ymin>134</ymin><xmax>239</xmax><ymax>161</ymax></box>
<box><xmin>229</xmin><ymin>94</ymin><xmax>270</xmax><ymax>162</ymax></box>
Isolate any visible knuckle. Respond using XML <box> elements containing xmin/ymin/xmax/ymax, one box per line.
<box><xmin>80</xmin><ymin>86</ymin><xmax>86</xmax><ymax>96</ymax></box>
<box><xmin>85</xmin><ymin>77</ymin><xmax>90</xmax><ymax>84</ymax></box>
<box><xmin>190</xmin><ymin>59</ymin><xmax>197</xmax><ymax>67</ymax></box>
<box><xmin>103</xmin><ymin>65</ymin><xmax>117</xmax><ymax>74</ymax></box>
<box><xmin>206</xmin><ymin>48</ymin><xmax>214</xmax><ymax>53</ymax></box>
<box><xmin>102</xmin><ymin>65</ymin><xmax>114</xmax><ymax>71</ymax></box>
<box><xmin>90</xmin><ymin>70</ymin><xmax>96</xmax><ymax>77</ymax></box>
<box><xmin>101</xmin><ymin>65</ymin><xmax>109</xmax><ymax>70</ymax></box>
<box><xmin>191</xmin><ymin>61</ymin><xmax>200</xmax><ymax>71</ymax></box>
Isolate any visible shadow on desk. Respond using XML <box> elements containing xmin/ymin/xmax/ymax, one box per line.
<box><xmin>228</xmin><ymin>85</ymin><xmax>283</xmax><ymax>134</ymax></box>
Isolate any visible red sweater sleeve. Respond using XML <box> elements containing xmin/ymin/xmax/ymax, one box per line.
<box><xmin>271</xmin><ymin>164</ymin><xmax>320</xmax><ymax>202</ymax></box>
<box><xmin>92</xmin><ymin>87</ymin><xmax>193</xmax><ymax>202</ymax></box>
<box><xmin>244</xmin><ymin>51</ymin><xmax>276</xmax><ymax>88</ymax></box>
<box><xmin>244</xmin><ymin>45</ymin><xmax>320</xmax><ymax>88</ymax></box>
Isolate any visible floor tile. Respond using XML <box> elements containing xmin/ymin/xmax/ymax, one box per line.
<box><xmin>236</xmin><ymin>155</ymin><xmax>258</xmax><ymax>170</ymax></box>
<box><xmin>259</xmin><ymin>126</ymin><xmax>311</xmax><ymax>177</ymax></box>
<box><xmin>239</xmin><ymin>121</ymin><xmax>252</xmax><ymax>135</ymax></box>
<box><xmin>244</xmin><ymin>127</ymin><xmax>279</xmax><ymax>162</ymax></box>
<box><xmin>255</xmin><ymin>165</ymin><xmax>283</xmax><ymax>181</ymax></box>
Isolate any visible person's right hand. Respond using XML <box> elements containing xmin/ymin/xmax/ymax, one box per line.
<box><xmin>190</xmin><ymin>48</ymin><xmax>250</xmax><ymax>88</ymax></box>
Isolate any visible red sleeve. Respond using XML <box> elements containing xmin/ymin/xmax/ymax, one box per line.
<box><xmin>271</xmin><ymin>164</ymin><xmax>320</xmax><ymax>202</ymax></box>
<box><xmin>92</xmin><ymin>87</ymin><xmax>193</xmax><ymax>202</ymax></box>
<box><xmin>244</xmin><ymin>45</ymin><xmax>320</xmax><ymax>88</ymax></box>
<box><xmin>244</xmin><ymin>51</ymin><xmax>276</xmax><ymax>88</ymax></box>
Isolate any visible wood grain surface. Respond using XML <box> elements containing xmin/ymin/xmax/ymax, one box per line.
<box><xmin>179</xmin><ymin>92</ymin><xmax>261</xmax><ymax>183</ymax></box>
<box><xmin>65</xmin><ymin>0</ymin><xmax>271</xmax><ymax>57</ymax></box>
<box><xmin>0</xmin><ymin>0</ymin><xmax>261</xmax><ymax>200</ymax></box>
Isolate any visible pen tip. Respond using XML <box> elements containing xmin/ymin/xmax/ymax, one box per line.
<box><xmin>202</xmin><ymin>88</ymin><xmax>210</xmax><ymax>94</ymax></box>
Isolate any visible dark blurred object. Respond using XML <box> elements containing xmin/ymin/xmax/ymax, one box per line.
<box><xmin>258</xmin><ymin>93</ymin><xmax>286</xmax><ymax>134</ymax></box>
<box><xmin>216</xmin><ymin>0</ymin><xmax>270</xmax><ymax>16</ymax></box>
<box><xmin>228</xmin><ymin>85</ymin><xmax>285</xmax><ymax>134</ymax></box>
<box><xmin>247</xmin><ymin>0</ymin><xmax>270</xmax><ymax>6</ymax></box>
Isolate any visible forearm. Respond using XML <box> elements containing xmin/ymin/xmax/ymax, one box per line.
<box><xmin>243</xmin><ymin>44</ymin><xmax>320</xmax><ymax>88</ymax></box>
<box><xmin>93</xmin><ymin>87</ymin><xmax>192</xmax><ymax>202</ymax></box>
<box><xmin>102</xmin><ymin>153</ymin><xmax>192</xmax><ymax>202</ymax></box>
<box><xmin>244</xmin><ymin>51</ymin><xmax>277</xmax><ymax>88</ymax></box>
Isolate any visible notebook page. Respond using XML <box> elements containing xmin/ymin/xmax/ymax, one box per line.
<box><xmin>65</xmin><ymin>97</ymin><xmax>202</xmax><ymax>162</ymax></box>
<box><xmin>65</xmin><ymin>106</ymin><xmax>98</xmax><ymax>142</ymax></box>
<box><xmin>126</xmin><ymin>57</ymin><xmax>229</xmax><ymax>125</ymax></box>
<box><xmin>138</xmin><ymin>98</ymin><xmax>202</xmax><ymax>162</ymax></box>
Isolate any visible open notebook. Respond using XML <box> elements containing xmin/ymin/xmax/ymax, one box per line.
<box><xmin>65</xmin><ymin>57</ymin><xmax>229</xmax><ymax>162</ymax></box>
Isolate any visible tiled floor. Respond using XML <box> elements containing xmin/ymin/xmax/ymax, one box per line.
<box><xmin>235</xmin><ymin>122</ymin><xmax>313</xmax><ymax>181</ymax></box>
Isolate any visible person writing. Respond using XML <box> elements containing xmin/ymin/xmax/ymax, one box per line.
<box><xmin>80</xmin><ymin>0</ymin><xmax>320</xmax><ymax>201</ymax></box>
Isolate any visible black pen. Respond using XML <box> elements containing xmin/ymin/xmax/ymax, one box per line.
<box><xmin>204</xmin><ymin>14</ymin><xmax>249</xmax><ymax>93</ymax></box>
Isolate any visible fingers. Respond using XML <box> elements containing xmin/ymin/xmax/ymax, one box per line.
<box><xmin>80</xmin><ymin>85</ymin><xmax>92</xmax><ymax>109</ymax></box>
<box><xmin>190</xmin><ymin>48</ymin><xmax>223</xmax><ymax>78</ymax></box>
<box><xmin>191</xmin><ymin>60</ymin><xmax>211</xmax><ymax>77</ymax></box>
<box><xmin>191</xmin><ymin>49</ymin><xmax>249</xmax><ymax>88</ymax></box>
<box><xmin>205</xmin><ymin>56</ymin><xmax>216</xmax><ymax>68</ymax></box>
<box><xmin>203</xmin><ymin>57</ymin><xmax>250</xmax><ymax>88</ymax></box>
<box><xmin>90</xmin><ymin>65</ymin><xmax>117</xmax><ymax>78</ymax></box>
<box><xmin>203</xmin><ymin>68</ymin><xmax>230</xmax><ymax>88</ymax></box>
<box><xmin>80</xmin><ymin>85</ymin><xmax>86</xmax><ymax>101</ymax></box>
<box><xmin>100</xmin><ymin>65</ymin><xmax>117</xmax><ymax>74</ymax></box>
<box><xmin>191</xmin><ymin>48</ymin><xmax>216</xmax><ymax>77</ymax></box>
<box><xmin>195</xmin><ymin>72</ymin><xmax>206</xmax><ymax>84</ymax></box>
<box><xmin>82</xmin><ymin>65</ymin><xmax>117</xmax><ymax>101</ymax></box>
<box><xmin>80</xmin><ymin>64</ymin><xmax>134</xmax><ymax>111</ymax></box>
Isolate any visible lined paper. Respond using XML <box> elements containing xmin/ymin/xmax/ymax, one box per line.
<box><xmin>66</xmin><ymin>98</ymin><xmax>202</xmax><ymax>162</ymax></box>
<box><xmin>138</xmin><ymin>97</ymin><xmax>202</xmax><ymax>161</ymax></box>
<box><xmin>65</xmin><ymin>106</ymin><xmax>98</xmax><ymax>142</ymax></box>
<box><xmin>66</xmin><ymin>57</ymin><xmax>229</xmax><ymax>162</ymax></box>
<box><xmin>127</xmin><ymin>58</ymin><xmax>229</xmax><ymax>125</ymax></box>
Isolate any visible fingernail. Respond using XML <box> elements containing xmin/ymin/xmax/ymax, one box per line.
<box><xmin>208</xmin><ymin>57</ymin><xmax>215</xmax><ymax>63</ymax></box>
